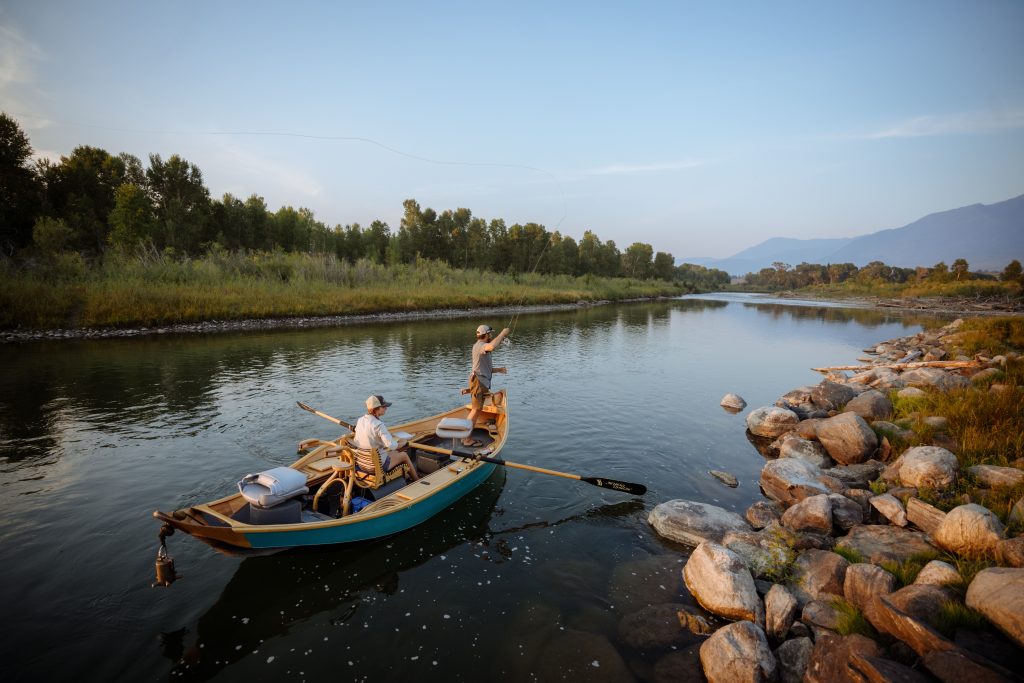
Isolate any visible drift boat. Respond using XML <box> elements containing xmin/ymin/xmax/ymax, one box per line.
<box><xmin>153</xmin><ymin>391</ymin><xmax>509</xmax><ymax>553</ymax></box>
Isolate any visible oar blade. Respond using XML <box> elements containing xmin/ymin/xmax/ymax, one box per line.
<box><xmin>297</xmin><ymin>401</ymin><xmax>315</xmax><ymax>413</ymax></box>
<box><xmin>580</xmin><ymin>476</ymin><xmax>646</xmax><ymax>495</ymax></box>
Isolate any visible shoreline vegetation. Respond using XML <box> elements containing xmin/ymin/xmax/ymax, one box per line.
<box><xmin>0</xmin><ymin>250</ymin><xmax>687</xmax><ymax>342</ymax></box>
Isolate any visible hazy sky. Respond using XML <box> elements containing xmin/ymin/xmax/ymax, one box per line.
<box><xmin>2</xmin><ymin>1</ymin><xmax>1022</xmax><ymax>258</ymax></box>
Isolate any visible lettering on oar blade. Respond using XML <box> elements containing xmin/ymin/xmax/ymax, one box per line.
<box><xmin>597</xmin><ymin>479</ymin><xmax>629</xmax><ymax>491</ymax></box>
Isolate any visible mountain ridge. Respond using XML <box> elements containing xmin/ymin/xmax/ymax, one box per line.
<box><xmin>682</xmin><ymin>194</ymin><xmax>1024</xmax><ymax>276</ymax></box>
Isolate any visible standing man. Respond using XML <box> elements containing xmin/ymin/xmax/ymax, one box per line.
<box><xmin>354</xmin><ymin>395</ymin><xmax>419</xmax><ymax>481</ymax></box>
<box><xmin>464</xmin><ymin>324</ymin><xmax>510</xmax><ymax>447</ymax></box>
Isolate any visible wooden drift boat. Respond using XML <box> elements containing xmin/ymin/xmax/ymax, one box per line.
<box><xmin>153</xmin><ymin>391</ymin><xmax>508</xmax><ymax>552</ymax></box>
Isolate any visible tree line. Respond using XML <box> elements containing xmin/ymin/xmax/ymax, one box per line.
<box><xmin>742</xmin><ymin>259</ymin><xmax>1024</xmax><ymax>289</ymax></box>
<box><xmin>0</xmin><ymin>113</ymin><xmax>730</xmax><ymax>289</ymax></box>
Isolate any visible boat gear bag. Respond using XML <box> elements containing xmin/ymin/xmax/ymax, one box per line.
<box><xmin>238</xmin><ymin>467</ymin><xmax>309</xmax><ymax>508</ymax></box>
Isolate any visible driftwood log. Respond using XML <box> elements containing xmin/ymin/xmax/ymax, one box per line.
<box><xmin>812</xmin><ymin>360</ymin><xmax>982</xmax><ymax>373</ymax></box>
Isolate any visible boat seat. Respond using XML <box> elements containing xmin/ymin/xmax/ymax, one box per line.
<box><xmin>436</xmin><ymin>417</ymin><xmax>474</xmax><ymax>453</ymax></box>
<box><xmin>335</xmin><ymin>442</ymin><xmax>410</xmax><ymax>490</ymax></box>
<box><xmin>238</xmin><ymin>466</ymin><xmax>309</xmax><ymax>508</ymax></box>
<box><xmin>436</xmin><ymin>417</ymin><xmax>473</xmax><ymax>440</ymax></box>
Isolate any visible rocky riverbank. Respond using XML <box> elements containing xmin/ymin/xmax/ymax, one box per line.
<box><xmin>777</xmin><ymin>291</ymin><xmax>1024</xmax><ymax>315</ymax></box>
<box><xmin>645</xmin><ymin>318</ymin><xmax>1024</xmax><ymax>682</ymax></box>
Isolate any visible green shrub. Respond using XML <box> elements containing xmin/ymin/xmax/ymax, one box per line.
<box><xmin>830</xmin><ymin>597</ymin><xmax>877</xmax><ymax>638</ymax></box>
<box><xmin>880</xmin><ymin>551</ymin><xmax>941</xmax><ymax>587</ymax></box>
<box><xmin>833</xmin><ymin>546</ymin><xmax>864</xmax><ymax>564</ymax></box>
<box><xmin>933</xmin><ymin>600</ymin><xmax>987</xmax><ymax>637</ymax></box>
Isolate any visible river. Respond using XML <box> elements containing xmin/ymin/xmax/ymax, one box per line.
<box><xmin>0</xmin><ymin>293</ymin><xmax>946</xmax><ymax>681</ymax></box>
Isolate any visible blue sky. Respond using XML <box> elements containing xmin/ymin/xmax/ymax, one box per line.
<box><xmin>2</xmin><ymin>1</ymin><xmax>1022</xmax><ymax>258</ymax></box>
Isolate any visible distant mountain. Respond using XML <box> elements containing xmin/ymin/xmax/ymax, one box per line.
<box><xmin>682</xmin><ymin>194</ymin><xmax>1024</xmax><ymax>276</ymax></box>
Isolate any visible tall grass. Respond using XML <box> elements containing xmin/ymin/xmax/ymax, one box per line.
<box><xmin>880</xmin><ymin>551</ymin><xmax>941</xmax><ymax>587</ymax></box>
<box><xmin>807</xmin><ymin>280</ymin><xmax>1020</xmax><ymax>300</ymax></box>
<box><xmin>830</xmin><ymin>597</ymin><xmax>878</xmax><ymax>639</ymax></box>
<box><xmin>884</xmin><ymin>318</ymin><xmax>1024</xmax><ymax>527</ymax></box>
<box><xmin>0</xmin><ymin>250</ymin><xmax>686</xmax><ymax>329</ymax></box>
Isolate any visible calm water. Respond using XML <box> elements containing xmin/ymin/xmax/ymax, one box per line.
<box><xmin>0</xmin><ymin>294</ymin><xmax>943</xmax><ymax>681</ymax></box>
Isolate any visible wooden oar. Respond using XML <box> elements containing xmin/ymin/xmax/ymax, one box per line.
<box><xmin>296</xmin><ymin>401</ymin><xmax>355</xmax><ymax>430</ymax></box>
<box><xmin>409</xmin><ymin>441</ymin><xmax>647</xmax><ymax>495</ymax></box>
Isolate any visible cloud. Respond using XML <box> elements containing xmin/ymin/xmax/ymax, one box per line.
<box><xmin>557</xmin><ymin>158</ymin><xmax>708</xmax><ymax>181</ymax></box>
<box><xmin>579</xmin><ymin>159</ymin><xmax>707</xmax><ymax>176</ymax></box>
<box><xmin>856</xmin><ymin>108</ymin><xmax>1024</xmax><ymax>140</ymax></box>
<box><xmin>210</xmin><ymin>139</ymin><xmax>324</xmax><ymax>200</ymax></box>
<box><xmin>0</xmin><ymin>20</ymin><xmax>54</xmax><ymax>134</ymax></box>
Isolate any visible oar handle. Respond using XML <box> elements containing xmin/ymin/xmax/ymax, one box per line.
<box><xmin>296</xmin><ymin>401</ymin><xmax>355</xmax><ymax>431</ymax></box>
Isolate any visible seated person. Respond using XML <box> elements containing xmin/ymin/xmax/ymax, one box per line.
<box><xmin>353</xmin><ymin>395</ymin><xmax>419</xmax><ymax>482</ymax></box>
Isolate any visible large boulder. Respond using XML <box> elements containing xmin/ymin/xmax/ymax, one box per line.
<box><xmin>765</xmin><ymin>583</ymin><xmax>798</xmax><ymax>642</ymax></box>
<box><xmin>773</xmin><ymin>636</ymin><xmax>813</xmax><ymax>683</ymax></box>
<box><xmin>968</xmin><ymin>465</ymin><xmax>1024</xmax><ymax>488</ymax></box>
<box><xmin>648</xmin><ymin>500</ymin><xmax>751</xmax><ymax>547</ymax></box>
<box><xmin>760</xmin><ymin>459</ymin><xmax>831</xmax><ymax>505</ymax></box>
<box><xmin>683</xmin><ymin>542</ymin><xmax>764</xmax><ymax>627</ymax></box>
<box><xmin>835</xmin><ymin>524</ymin><xmax>937</xmax><ymax>565</ymax></box>
<box><xmin>811</xmin><ymin>380</ymin><xmax>859</xmax><ymax>412</ymax></box>
<box><xmin>617</xmin><ymin>603</ymin><xmax>695</xmax><ymax>650</ymax></box>
<box><xmin>745</xmin><ymin>500</ymin><xmax>782</xmax><ymax>530</ymax></box>
<box><xmin>699</xmin><ymin>621</ymin><xmax>776</xmax><ymax>683</ymax></box>
<box><xmin>932</xmin><ymin>504</ymin><xmax>1005</xmax><ymax>556</ymax></box>
<box><xmin>900</xmin><ymin>368</ymin><xmax>971</xmax><ymax>392</ymax></box>
<box><xmin>869</xmin><ymin>592</ymin><xmax>957</xmax><ymax>657</ymax></box>
<box><xmin>921</xmin><ymin>648</ymin><xmax>1021</xmax><ymax>683</ymax></box>
<box><xmin>774</xmin><ymin>433</ymin><xmax>833</xmax><ymax>469</ymax></box>
<box><xmin>843</xmin><ymin>389</ymin><xmax>893</xmax><ymax>420</ymax></box>
<box><xmin>824</xmin><ymin>460</ymin><xmax>885</xmax><ymax>488</ymax></box>
<box><xmin>850</xmin><ymin>655</ymin><xmax>934</xmax><ymax>683</ymax></box>
<box><xmin>804</xmin><ymin>633</ymin><xmax>884</xmax><ymax>683</ymax></box>
<box><xmin>801</xmin><ymin>599</ymin><xmax>844</xmax><ymax>632</ymax></box>
<box><xmin>781</xmin><ymin>494</ymin><xmax>832</xmax><ymax>534</ymax></box>
<box><xmin>996</xmin><ymin>537</ymin><xmax>1024</xmax><ymax>568</ymax></box>
<box><xmin>913</xmin><ymin>560</ymin><xmax>961</xmax><ymax>587</ymax></box>
<box><xmin>870</xmin><ymin>493</ymin><xmax>908</xmax><ymax>526</ymax></box>
<box><xmin>788</xmin><ymin>549</ymin><xmax>848</xmax><ymax>607</ymax></box>
<box><xmin>885</xmin><ymin>584</ymin><xmax>959</xmax><ymax>625</ymax></box>
<box><xmin>747</xmin><ymin>406</ymin><xmax>799</xmax><ymax>438</ymax></box>
<box><xmin>828</xmin><ymin>494</ymin><xmax>864</xmax><ymax>531</ymax></box>
<box><xmin>844</xmin><ymin>562</ymin><xmax>896</xmax><ymax>625</ymax></box>
<box><xmin>816</xmin><ymin>412</ymin><xmax>878</xmax><ymax>465</ymax></box>
<box><xmin>898</xmin><ymin>446</ymin><xmax>959</xmax><ymax>489</ymax></box>
<box><xmin>965</xmin><ymin>567</ymin><xmax>1024</xmax><ymax>649</ymax></box>
<box><xmin>794</xmin><ymin>418</ymin><xmax>824</xmax><ymax>440</ymax></box>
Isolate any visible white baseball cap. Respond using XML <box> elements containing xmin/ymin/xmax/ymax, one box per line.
<box><xmin>365</xmin><ymin>395</ymin><xmax>392</xmax><ymax>410</ymax></box>
<box><xmin>476</xmin><ymin>324</ymin><xmax>493</xmax><ymax>336</ymax></box>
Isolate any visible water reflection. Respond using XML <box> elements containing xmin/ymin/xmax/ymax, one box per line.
<box><xmin>166</xmin><ymin>470</ymin><xmax>506</xmax><ymax>680</ymax></box>
<box><xmin>0</xmin><ymin>295</ymin><xmax>935</xmax><ymax>681</ymax></box>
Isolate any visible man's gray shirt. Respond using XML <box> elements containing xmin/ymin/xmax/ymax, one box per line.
<box><xmin>471</xmin><ymin>339</ymin><xmax>493</xmax><ymax>389</ymax></box>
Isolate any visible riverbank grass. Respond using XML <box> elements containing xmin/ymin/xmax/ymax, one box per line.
<box><xmin>0</xmin><ymin>251</ymin><xmax>686</xmax><ymax>329</ymax></box>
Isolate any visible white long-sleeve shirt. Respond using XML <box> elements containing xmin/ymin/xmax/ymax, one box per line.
<box><xmin>354</xmin><ymin>413</ymin><xmax>398</xmax><ymax>453</ymax></box>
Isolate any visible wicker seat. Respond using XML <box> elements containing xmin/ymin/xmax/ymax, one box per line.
<box><xmin>345</xmin><ymin>444</ymin><xmax>411</xmax><ymax>489</ymax></box>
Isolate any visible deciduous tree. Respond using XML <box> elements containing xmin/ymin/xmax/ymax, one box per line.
<box><xmin>0</xmin><ymin>113</ymin><xmax>42</xmax><ymax>254</ymax></box>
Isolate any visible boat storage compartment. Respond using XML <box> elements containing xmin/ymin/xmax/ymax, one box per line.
<box><xmin>237</xmin><ymin>467</ymin><xmax>308</xmax><ymax>524</ymax></box>
<box><xmin>415</xmin><ymin>450</ymin><xmax>451</xmax><ymax>474</ymax></box>
<box><xmin>249</xmin><ymin>498</ymin><xmax>302</xmax><ymax>525</ymax></box>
